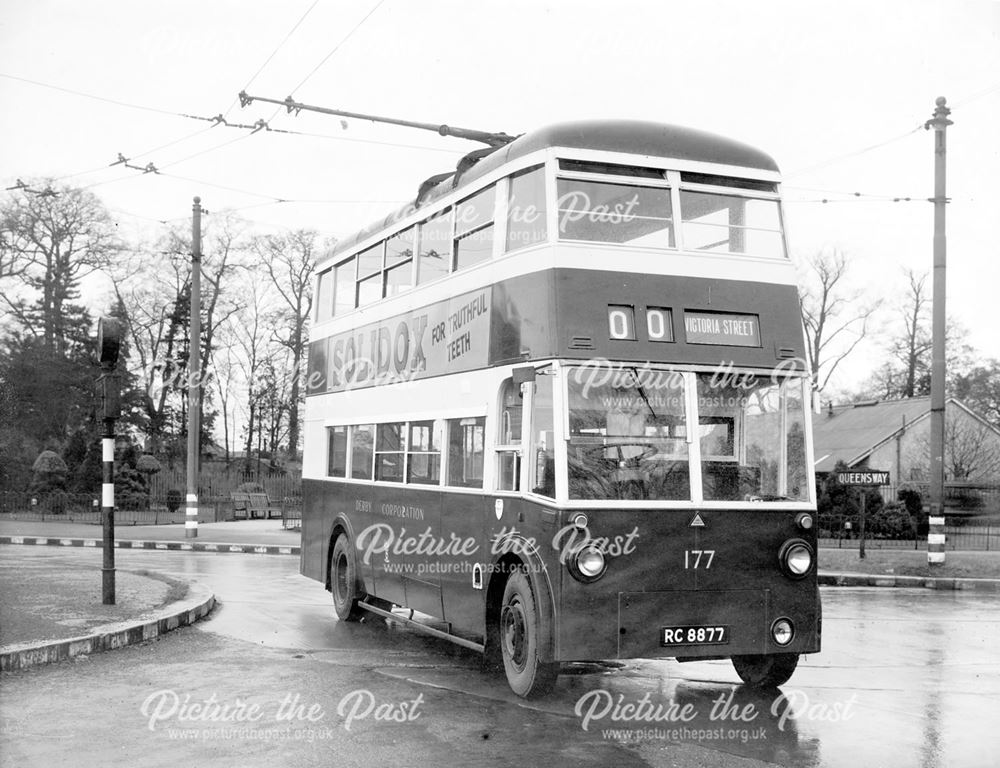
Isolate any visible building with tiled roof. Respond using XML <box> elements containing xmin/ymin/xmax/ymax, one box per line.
<box><xmin>812</xmin><ymin>397</ymin><xmax>1000</xmax><ymax>484</ymax></box>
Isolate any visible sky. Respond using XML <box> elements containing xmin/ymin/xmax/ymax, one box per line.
<box><xmin>1</xmin><ymin>0</ymin><xmax>998</xmax><ymax>399</ymax></box>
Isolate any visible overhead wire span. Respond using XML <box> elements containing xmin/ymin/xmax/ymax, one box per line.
<box><xmin>783</xmin><ymin>185</ymin><xmax>927</xmax><ymax>202</ymax></box>
<box><xmin>784</xmin><ymin>125</ymin><xmax>924</xmax><ymax>179</ymax></box>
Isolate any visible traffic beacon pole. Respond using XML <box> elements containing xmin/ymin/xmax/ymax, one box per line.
<box><xmin>186</xmin><ymin>196</ymin><xmax>203</xmax><ymax>539</ymax></box>
<box><xmin>97</xmin><ymin>317</ymin><xmax>122</xmax><ymax>604</ymax></box>
<box><xmin>925</xmin><ymin>97</ymin><xmax>952</xmax><ymax>567</ymax></box>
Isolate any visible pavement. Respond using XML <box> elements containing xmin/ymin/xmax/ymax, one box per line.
<box><xmin>2</xmin><ymin>517</ymin><xmax>998</xmax><ymax>673</ymax></box>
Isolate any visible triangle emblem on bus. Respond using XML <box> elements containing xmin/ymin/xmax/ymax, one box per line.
<box><xmin>690</xmin><ymin>513</ymin><xmax>706</xmax><ymax>528</ymax></box>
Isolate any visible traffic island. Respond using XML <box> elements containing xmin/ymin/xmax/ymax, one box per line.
<box><xmin>0</xmin><ymin>558</ymin><xmax>216</xmax><ymax>672</ymax></box>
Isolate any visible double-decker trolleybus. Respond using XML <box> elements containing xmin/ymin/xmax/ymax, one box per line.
<box><xmin>300</xmin><ymin>119</ymin><xmax>820</xmax><ymax>698</ymax></box>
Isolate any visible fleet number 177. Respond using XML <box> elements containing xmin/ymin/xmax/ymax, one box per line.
<box><xmin>684</xmin><ymin>550</ymin><xmax>715</xmax><ymax>569</ymax></box>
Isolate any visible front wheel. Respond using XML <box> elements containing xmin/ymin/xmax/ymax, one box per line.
<box><xmin>732</xmin><ymin>653</ymin><xmax>799</xmax><ymax>688</ymax></box>
<box><xmin>330</xmin><ymin>535</ymin><xmax>364</xmax><ymax>622</ymax></box>
<box><xmin>500</xmin><ymin>569</ymin><xmax>558</xmax><ymax>698</ymax></box>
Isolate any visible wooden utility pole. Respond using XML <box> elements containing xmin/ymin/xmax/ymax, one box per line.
<box><xmin>925</xmin><ymin>98</ymin><xmax>951</xmax><ymax>566</ymax></box>
<box><xmin>186</xmin><ymin>197</ymin><xmax>203</xmax><ymax>539</ymax></box>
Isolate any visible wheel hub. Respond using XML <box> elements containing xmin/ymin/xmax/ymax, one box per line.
<box><xmin>501</xmin><ymin>597</ymin><xmax>527</xmax><ymax>670</ymax></box>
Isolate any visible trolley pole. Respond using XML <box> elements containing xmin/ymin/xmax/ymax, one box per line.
<box><xmin>186</xmin><ymin>197</ymin><xmax>203</xmax><ymax>539</ymax></box>
<box><xmin>925</xmin><ymin>97</ymin><xmax>951</xmax><ymax>567</ymax></box>
<box><xmin>96</xmin><ymin>318</ymin><xmax>122</xmax><ymax>604</ymax></box>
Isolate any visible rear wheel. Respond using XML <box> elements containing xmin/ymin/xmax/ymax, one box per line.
<box><xmin>500</xmin><ymin>569</ymin><xmax>558</xmax><ymax>698</ymax></box>
<box><xmin>732</xmin><ymin>653</ymin><xmax>799</xmax><ymax>688</ymax></box>
<box><xmin>330</xmin><ymin>535</ymin><xmax>364</xmax><ymax>622</ymax></box>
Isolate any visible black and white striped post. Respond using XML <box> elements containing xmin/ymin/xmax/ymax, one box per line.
<box><xmin>97</xmin><ymin>317</ymin><xmax>122</xmax><ymax>605</ymax></box>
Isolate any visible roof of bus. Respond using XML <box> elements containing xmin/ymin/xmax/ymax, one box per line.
<box><xmin>328</xmin><ymin>119</ymin><xmax>780</xmax><ymax>260</ymax></box>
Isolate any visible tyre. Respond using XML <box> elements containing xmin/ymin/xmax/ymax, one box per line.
<box><xmin>330</xmin><ymin>535</ymin><xmax>364</xmax><ymax>622</ymax></box>
<box><xmin>500</xmin><ymin>569</ymin><xmax>558</xmax><ymax>698</ymax></box>
<box><xmin>732</xmin><ymin>653</ymin><xmax>799</xmax><ymax>688</ymax></box>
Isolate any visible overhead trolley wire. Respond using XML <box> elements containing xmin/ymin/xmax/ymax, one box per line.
<box><xmin>288</xmin><ymin>0</ymin><xmax>387</xmax><ymax>95</ymax></box>
<box><xmin>221</xmin><ymin>0</ymin><xmax>323</xmax><ymax>121</ymax></box>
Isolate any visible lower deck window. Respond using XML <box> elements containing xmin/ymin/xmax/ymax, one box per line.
<box><xmin>375</xmin><ymin>423</ymin><xmax>405</xmax><ymax>483</ymax></box>
<box><xmin>350</xmin><ymin>424</ymin><xmax>375</xmax><ymax>480</ymax></box>
<box><xmin>448</xmin><ymin>417</ymin><xmax>485</xmax><ymax>488</ymax></box>
<box><xmin>327</xmin><ymin>426</ymin><xmax>347</xmax><ymax>477</ymax></box>
<box><xmin>407</xmin><ymin>421</ymin><xmax>441</xmax><ymax>485</ymax></box>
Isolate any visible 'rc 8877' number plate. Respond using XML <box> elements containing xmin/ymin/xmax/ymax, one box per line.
<box><xmin>661</xmin><ymin>625</ymin><xmax>730</xmax><ymax>646</ymax></box>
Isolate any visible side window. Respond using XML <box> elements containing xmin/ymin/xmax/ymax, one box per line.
<box><xmin>375</xmin><ymin>423</ymin><xmax>405</xmax><ymax>483</ymax></box>
<box><xmin>506</xmin><ymin>165</ymin><xmax>547</xmax><ymax>251</ymax></box>
<box><xmin>384</xmin><ymin>227</ymin><xmax>415</xmax><ymax>298</ymax></box>
<box><xmin>355</xmin><ymin>243</ymin><xmax>384</xmax><ymax>308</ymax></box>
<box><xmin>327</xmin><ymin>426</ymin><xmax>347</xmax><ymax>477</ymax></box>
<box><xmin>454</xmin><ymin>186</ymin><xmax>495</xmax><ymax>271</ymax></box>
<box><xmin>350</xmin><ymin>424</ymin><xmax>375</xmax><ymax>480</ymax></box>
<box><xmin>333</xmin><ymin>256</ymin><xmax>356</xmax><ymax>316</ymax></box>
<box><xmin>496</xmin><ymin>379</ymin><xmax>522</xmax><ymax>491</ymax></box>
<box><xmin>417</xmin><ymin>209</ymin><xmax>452</xmax><ymax>285</ymax></box>
<box><xmin>447</xmin><ymin>416</ymin><xmax>485</xmax><ymax>488</ymax></box>
<box><xmin>407</xmin><ymin>420</ymin><xmax>441</xmax><ymax>485</ymax></box>
<box><xmin>316</xmin><ymin>269</ymin><xmax>333</xmax><ymax>322</ymax></box>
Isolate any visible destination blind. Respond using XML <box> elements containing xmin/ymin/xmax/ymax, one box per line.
<box><xmin>684</xmin><ymin>311</ymin><xmax>760</xmax><ymax>347</ymax></box>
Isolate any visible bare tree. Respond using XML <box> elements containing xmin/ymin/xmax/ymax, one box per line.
<box><xmin>227</xmin><ymin>273</ymin><xmax>273</xmax><ymax>472</ymax></box>
<box><xmin>797</xmin><ymin>249</ymin><xmax>875</xmax><ymax>402</ymax></box>
<box><xmin>251</xmin><ymin>229</ymin><xmax>321</xmax><ymax>460</ymax></box>
<box><xmin>945</xmin><ymin>414</ymin><xmax>1000</xmax><ymax>481</ymax></box>
<box><xmin>863</xmin><ymin>269</ymin><xmax>973</xmax><ymax>400</ymax></box>
<box><xmin>892</xmin><ymin>269</ymin><xmax>931</xmax><ymax>398</ymax></box>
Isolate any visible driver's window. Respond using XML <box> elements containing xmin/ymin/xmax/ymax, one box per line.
<box><xmin>567</xmin><ymin>368</ymin><xmax>690</xmax><ymax>500</ymax></box>
<box><xmin>496</xmin><ymin>379</ymin><xmax>521</xmax><ymax>491</ymax></box>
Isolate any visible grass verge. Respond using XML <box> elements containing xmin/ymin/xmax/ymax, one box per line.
<box><xmin>819</xmin><ymin>548</ymin><xmax>1000</xmax><ymax>579</ymax></box>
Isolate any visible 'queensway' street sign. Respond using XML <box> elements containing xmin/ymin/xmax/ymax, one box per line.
<box><xmin>836</xmin><ymin>470</ymin><xmax>890</xmax><ymax>486</ymax></box>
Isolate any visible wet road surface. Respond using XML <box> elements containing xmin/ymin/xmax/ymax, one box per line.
<box><xmin>1</xmin><ymin>546</ymin><xmax>998</xmax><ymax>767</ymax></box>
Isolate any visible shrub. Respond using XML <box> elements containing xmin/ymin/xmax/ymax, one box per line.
<box><xmin>866</xmin><ymin>501</ymin><xmax>916</xmax><ymax>539</ymax></box>
<box><xmin>165</xmin><ymin>488</ymin><xmax>183</xmax><ymax>513</ymax></box>
<box><xmin>115</xmin><ymin>467</ymin><xmax>149</xmax><ymax>510</ymax></box>
<box><xmin>41</xmin><ymin>489</ymin><xmax>69</xmax><ymax>515</ymax></box>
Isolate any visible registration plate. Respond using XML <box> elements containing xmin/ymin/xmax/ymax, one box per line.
<box><xmin>661</xmin><ymin>625</ymin><xmax>730</xmax><ymax>646</ymax></box>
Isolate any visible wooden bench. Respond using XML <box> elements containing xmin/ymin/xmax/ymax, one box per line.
<box><xmin>281</xmin><ymin>497</ymin><xmax>302</xmax><ymax>530</ymax></box>
<box><xmin>230</xmin><ymin>491</ymin><xmax>251</xmax><ymax>519</ymax></box>
<box><xmin>247</xmin><ymin>492</ymin><xmax>281</xmax><ymax>520</ymax></box>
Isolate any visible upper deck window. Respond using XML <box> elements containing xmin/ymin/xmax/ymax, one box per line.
<box><xmin>454</xmin><ymin>185</ymin><xmax>495</xmax><ymax>270</ymax></box>
<box><xmin>384</xmin><ymin>227</ymin><xmax>415</xmax><ymax>298</ymax></box>
<box><xmin>316</xmin><ymin>268</ymin><xmax>333</xmax><ymax>322</ymax></box>
<box><xmin>680</xmin><ymin>172</ymin><xmax>777</xmax><ymax>193</ymax></box>
<box><xmin>680</xmin><ymin>192</ymin><xmax>784</xmax><ymax>258</ymax></box>
<box><xmin>556</xmin><ymin>178</ymin><xmax>674</xmax><ymax>248</ymax></box>
<box><xmin>332</xmin><ymin>257</ymin><xmax>355</xmax><ymax>316</ymax></box>
<box><xmin>506</xmin><ymin>165</ymin><xmax>547</xmax><ymax>252</ymax></box>
<box><xmin>559</xmin><ymin>159</ymin><xmax>665</xmax><ymax>179</ymax></box>
<box><xmin>417</xmin><ymin>209</ymin><xmax>452</xmax><ymax>286</ymax></box>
